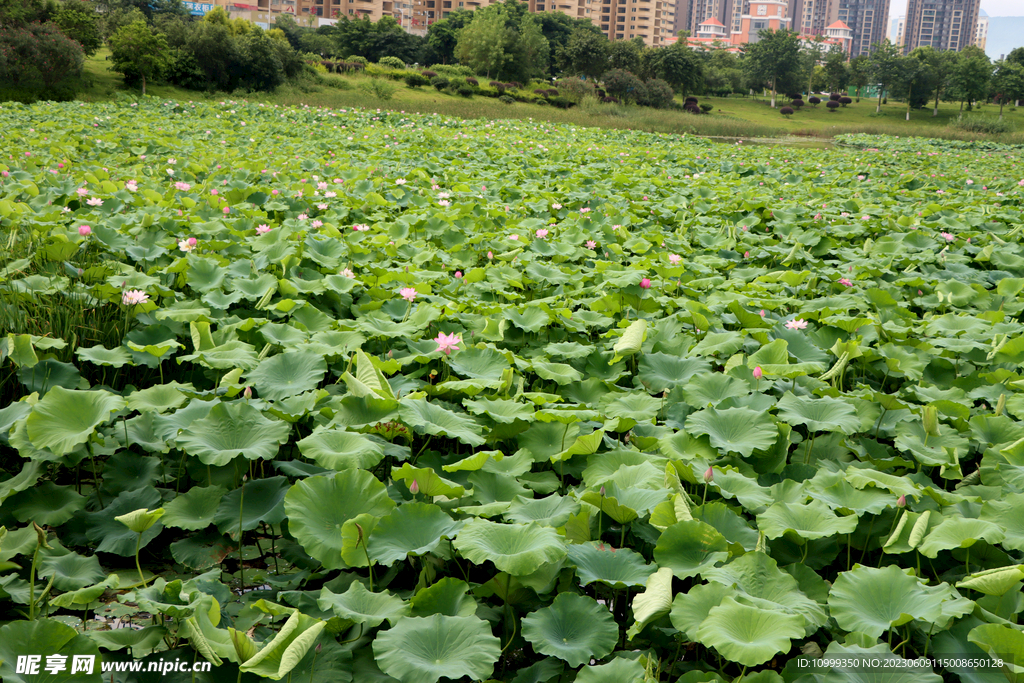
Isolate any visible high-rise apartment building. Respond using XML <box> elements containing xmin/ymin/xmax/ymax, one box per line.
<box><xmin>833</xmin><ymin>0</ymin><xmax>888</xmax><ymax>56</ymax></box>
<box><xmin>974</xmin><ymin>9</ymin><xmax>988</xmax><ymax>51</ymax></box>
<box><xmin>890</xmin><ymin>14</ymin><xmax>905</xmax><ymax>45</ymax></box>
<box><xmin>597</xmin><ymin>0</ymin><xmax>677</xmax><ymax>44</ymax></box>
<box><xmin>787</xmin><ymin>0</ymin><xmax>834</xmax><ymax>36</ymax></box>
<box><xmin>903</xmin><ymin>0</ymin><xmax>981</xmax><ymax>53</ymax></box>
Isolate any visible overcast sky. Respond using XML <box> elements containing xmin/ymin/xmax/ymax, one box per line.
<box><xmin>888</xmin><ymin>0</ymin><xmax>1022</xmax><ymax>18</ymax></box>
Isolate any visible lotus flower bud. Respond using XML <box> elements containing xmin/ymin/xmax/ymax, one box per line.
<box><xmin>243</xmin><ymin>386</ymin><xmax>252</xmax><ymax>400</ymax></box>
<box><xmin>355</xmin><ymin>523</ymin><xmax>364</xmax><ymax>542</ymax></box>
<box><xmin>897</xmin><ymin>494</ymin><xmax>906</xmax><ymax>508</ymax></box>
<box><xmin>409</xmin><ymin>480</ymin><xmax>419</xmax><ymax>495</ymax></box>
<box><xmin>703</xmin><ymin>466</ymin><xmax>714</xmax><ymax>484</ymax></box>
<box><xmin>996</xmin><ymin>393</ymin><xmax>1006</xmax><ymax>416</ymax></box>
<box><xmin>923</xmin><ymin>405</ymin><xmax>939</xmax><ymax>437</ymax></box>
<box><xmin>599</xmin><ymin>486</ymin><xmax>605</xmax><ymax>497</ymax></box>
<box><xmin>753</xmin><ymin>366</ymin><xmax>763</xmax><ymax>380</ymax></box>
<box><xmin>639</xmin><ymin>278</ymin><xmax>651</xmax><ymax>289</ymax></box>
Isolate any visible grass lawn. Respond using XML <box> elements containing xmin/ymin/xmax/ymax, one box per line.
<box><xmin>78</xmin><ymin>48</ymin><xmax>1024</xmax><ymax>143</ymax></box>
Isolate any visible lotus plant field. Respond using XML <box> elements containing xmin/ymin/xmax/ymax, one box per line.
<box><xmin>3</xmin><ymin>100</ymin><xmax>1024</xmax><ymax>683</ymax></box>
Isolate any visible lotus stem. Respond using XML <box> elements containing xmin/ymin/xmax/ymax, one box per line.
<box><xmin>28</xmin><ymin>544</ymin><xmax>40</xmax><ymax>621</ymax></box>
<box><xmin>238</xmin><ymin>481</ymin><xmax>246</xmax><ymax>591</ymax></box>
<box><xmin>134</xmin><ymin>533</ymin><xmax>148</xmax><ymax>588</ymax></box>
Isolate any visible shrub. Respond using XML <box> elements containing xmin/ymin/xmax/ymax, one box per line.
<box><xmin>421</xmin><ymin>70</ymin><xmax>437</xmax><ymax>79</ymax></box>
<box><xmin>237</xmin><ymin>30</ymin><xmax>286</xmax><ymax>92</ymax></box>
<box><xmin>0</xmin><ymin>23</ymin><xmax>85</xmax><ymax>97</ymax></box>
<box><xmin>427</xmin><ymin>64</ymin><xmax>474</xmax><ymax>78</ymax></box>
<box><xmin>404</xmin><ymin>72</ymin><xmax>429</xmax><ymax>88</ymax></box>
<box><xmin>534</xmin><ymin>88</ymin><xmax>549</xmax><ymax>96</ymax></box>
<box><xmin>547</xmin><ymin>96</ymin><xmax>573</xmax><ymax>109</ymax></box>
<box><xmin>359</xmin><ymin>77</ymin><xmax>399</xmax><ymax>101</ymax></box>
<box><xmin>685</xmin><ymin>96</ymin><xmax>698</xmax><ymax>104</ymax></box>
<box><xmin>826</xmin><ymin>100</ymin><xmax>840</xmax><ymax>112</ymax></box>
<box><xmin>347</xmin><ymin>55</ymin><xmax>369</xmax><ymax>66</ymax></box>
<box><xmin>430</xmin><ymin>76</ymin><xmax>448</xmax><ymax>91</ymax></box>
<box><xmin>684</xmin><ymin>102</ymin><xmax>701</xmax><ymax>114</ymax></box>
<box><xmin>829</xmin><ymin>92</ymin><xmax>841</xmax><ymax>101</ymax></box>
<box><xmin>640</xmin><ymin>78</ymin><xmax>674</xmax><ymax>109</ymax></box>
<box><xmin>602</xmin><ymin>69</ymin><xmax>644</xmax><ymax>103</ymax></box>
<box><xmin>780</xmin><ymin>106</ymin><xmax>794</xmax><ymax>116</ymax></box>
<box><xmin>507</xmin><ymin>81</ymin><xmax>522</xmax><ymax>90</ymax></box>
<box><xmin>466</xmin><ymin>77</ymin><xmax>478</xmax><ymax>86</ymax></box>
<box><xmin>499</xmin><ymin>94</ymin><xmax>515</xmax><ymax>104</ymax></box>
<box><xmin>377</xmin><ymin>55</ymin><xmax>405</xmax><ymax>69</ymax></box>
<box><xmin>602</xmin><ymin>96</ymin><xmax>620</xmax><ymax>104</ymax></box>
<box><xmin>808</xmin><ymin>96</ymin><xmax>821</xmax><ymax>106</ymax></box>
<box><xmin>556</xmin><ymin>78</ymin><xmax>595</xmax><ymax>103</ymax></box>
<box><xmin>456</xmin><ymin>83</ymin><xmax>474</xmax><ymax>97</ymax></box>
<box><xmin>791</xmin><ymin>99</ymin><xmax>804</xmax><ymax>109</ymax></box>
<box><xmin>54</xmin><ymin>1</ymin><xmax>102</xmax><ymax>56</ymax></box>
<box><xmin>700</xmin><ymin>103</ymin><xmax>714</xmax><ymax>113</ymax></box>
<box><xmin>840</xmin><ymin>96</ymin><xmax>852</xmax><ymax>107</ymax></box>
<box><xmin>536</xmin><ymin>97</ymin><xmax>549</xmax><ymax>106</ymax></box>
<box><xmin>166</xmin><ymin>50</ymin><xmax>207</xmax><ymax>90</ymax></box>
<box><xmin>949</xmin><ymin>115</ymin><xmax>1013</xmax><ymax>134</ymax></box>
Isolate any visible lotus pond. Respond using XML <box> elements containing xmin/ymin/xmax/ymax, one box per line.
<box><xmin>1</xmin><ymin>100</ymin><xmax>1024</xmax><ymax>683</ymax></box>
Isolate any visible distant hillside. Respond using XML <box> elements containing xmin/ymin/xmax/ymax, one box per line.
<box><xmin>987</xmin><ymin>16</ymin><xmax>1024</xmax><ymax>60</ymax></box>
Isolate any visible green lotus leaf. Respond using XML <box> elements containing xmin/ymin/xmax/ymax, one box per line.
<box><xmin>392</xmin><ymin>462</ymin><xmax>466</xmax><ymax>498</ymax></box>
<box><xmin>284</xmin><ymin>471</ymin><xmax>396</xmax><ymax>570</ymax></box>
<box><xmin>504</xmin><ymin>494</ymin><xmax>580</xmax><ymax>527</ymax></box>
<box><xmin>318</xmin><ymin>581</ymin><xmax>409</xmax><ymax>627</ymax></box>
<box><xmin>519</xmin><ymin>420</ymin><xmax>580</xmax><ymax>460</ymax></box>
<box><xmin>175</xmin><ymin>401</ymin><xmax>292</xmax><ymax>466</ymax></box>
<box><xmin>0</xmin><ymin>618</ymin><xmax>103</xmax><ymax>683</ymax></box>
<box><xmin>463</xmin><ymin>397</ymin><xmax>536</xmax><ymax>424</ymax></box>
<box><xmin>38</xmin><ymin>548</ymin><xmax>105</xmax><ymax>591</ymax></box>
<box><xmin>703</xmin><ymin>551</ymin><xmax>828</xmax><ymax>628</ymax></box>
<box><xmin>410</xmin><ymin>577</ymin><xmax>477</xmax><ymax>618</ymax></box>
<box><xmin>532</xmin><ymin>361</ymin><xmax>583</xmax><ymax>385</ymax></box>
<box><xmin>48</xmin><ymin>575</ymin><xmax>120</xmax><ymax>609</ymax></box>
<box><xmin>967</xmin><ymin>624</ymin><xmax>1024</xmax><ymax>679</ymax></box>
<box><xmin>453</xmin><ymin>518</ymin><xmax>565</xmax><ymax>576</ymax></box>
<box><xmin>814</xmin><ymin>643</ymin><xmax>945</xmax><ymax>683</ymax></box>
<box><xmin>566</xmin><ymin>541</ymin><xmax>657</xmax><ymax>588</ymax></box>
<box><xmin>694</xmin><ymin>502</ymin><xmax>759</xmax><ymax>552</ymax></box>
<box><xmin>115</xmin><ymin>507</ymin><xmax>165</xmax><ymax>534</ymax></box>
<box><xmin>626</xmin><ymin>567</ymin><xmax>674</xmax><ymax>640</ymax></box>
<box><xmin>917</xmin><ymin>516</ymin><xmax>1006</xmax><ymax>558</ymax></box>
<box><xmin>372</xmin><ymin>614</ymin><xmax>500</xmax><ymax>683</ymax></box>
<box><xmin>25</xmin><ymin>387</ymin><xmax>126</xmax><ymax>457</ymax></box>
<box><xmin>696</xmin><ymin>596</ymin><xmax>804</xmax><ymax>666</ymax></box>
<box><xmin>757</xmin><ymin>499</ymin><xmax>859</xmax><ymax>541</ymax></box>
<box><xmin>611</xmin><ymin>319</ymin><xmax>647</xmax><ymax>362</ymax></box>
<box><xmin>367</xmin><ymin>502</ymin><xmax>463</xmax><ymax>566</ymax></box>
<box><xmin>684</xmin><ymin>407</ymin><xmax>778</xmax><ymax>457</ymax></box>
<box><xmin>574</xmin><ymin>658</ymin><xmax>646</xmax><ymax>683</ymax></box>
<box><xmin>653</xmin><ymin>520</ymin><xmax>729</xmax><ymax>578</ymax></box>
<box><xmin>580</xmin><ymin>483</ymin><xmax>670</xmax><ymax>524</ymax></box>
<box><xmin>443</xmin><ymin>450</ymin><xmax>505</xmax><ymax>472</ymax></box>
<box><xmin>828</xmin><ymin>564</ymin><xmax>960</xmax><ymax>638</ymax></box>
<box><xmin>6</xmin><ymin>481</ymin><xmax>85</xmax><ymax>526</ymax></box>
<box><xmin>180</xmin><ymin>340</ymin><xmax>259</xmax><ymax>371</ymax></box>
<box><xmin>775</xmin><ymin>392</ymin><xmax>861</xmax><ymax>434</ymax></box>
<box><xmin>448</xmin><ymin>346</ymin><xmax>510</xmax><ymax>380</ymax></box>
<box><xmin>170</xmin><ymin>530</ymin><xmax>236</xmax><ymax>569</ymax></box>
<box><xmin>247</xmin><ymin>351</ymin><xmax>328</xmax><ymax>402</ymax></box>
<box><xmin>162</xmin><ymin>485</ymin><xmax>228</xmax><ymax>531</ymax></box>
<box><xmin>81</xmin><ymin>625</ymin><xmax>167</xmax><ymax>659</ymax></box>
<box><xmin>239</xmin><ymin>609</ymin><xmax>325</xmax><ymax>680</ymax></box>
<box><xmin>83</xmin><ymin>487</ymin><xmax>163</xmax><ymax>556</ymax></box>
<box><xmin>980</xmin><ymin>492</ymin><xmax>1024</xmax><ymax>551</ymax></box>
<box><xmin>398</xmin><ymin>399</ymin><xmax>486</xmax><ymax>446</ymax></box>
<box><xmin>509</xmin><ymin>658</ymin><xmax>564</xmax><ymax>683</ymax></box>
<box><xmin>76</xmin><ymin>344</ymin><xmax>134</xmax><ymax>368</ymax></box>
<box><xmin>669</xmin><ymin>581</ymin><xmax>736</xmax><ymax>639</ymax></box>
<box><xmin>691</xmin><ymin>331</ymin><xmax>745</xmax><ymax>357</ymax></box>
<box><xmin>638</xmin><ymin>353</ymin><xmax>710</xmax><ymax>392</ymax></box>
<box><xmin>956</xmin><ymin>565</ymin><xmax>1024</xmax><ymax>596</ymax></box>
<box><xmin>213</xmin><ymin>476</ymin><xmax>290</xmax><ymax>535</ymax></box>
<box><xmin>522</xmin><ymin>593</ymin><xmax>618</xmax><ymax>667</ymax></box>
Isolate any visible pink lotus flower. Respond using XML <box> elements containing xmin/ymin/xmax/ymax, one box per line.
<box><xmin>298</xmin><ymin>213</ymin><xmax>309</xmax><ymax>220</ymax></box>
<box><xmin>400</xmin><ymin>287</ymin><xmax>417</xmax><ymax>302</ymax></box>
<box><xmin>340</xmin><ymin>268</ymin><xmax>356</xmax><ymax>279</ymax></box>
<box><xmin>639</xmin><ymin>278</ymin><xmax>651</xmax><ymax>289</ymax></box>
<box><xmin>76</xmin><ymin>187</ymin><xmax>88</xmax><ymax>197</ymax></box>
<box><xmin>940</xmin><ymin>232</ymin><xmax>955</xmax><ymax>242</ymax></box>
<box><xmin>753</xmin><ymin>366</ymin><xmax>763</xmax><ymax>379</ymax></box>
<box><xmin>785</xmin><ymin>319</ymin><xmax>808</xmax><ymax>330</ymax></box>
<box><xmin>86</xmin><ymin>197</ymin><xmax>103</xmax><ymax>206</ymax></box>
<box><xmin>438</xmin><ymin>199</ymin><xmax>451</xmax><ymax>207</ymax></box>
<box><xmin>256</xmin><ymin>224</ymin><xmax>271</xmax><ymax>235</ymax></box>
<box><xmin>586</xmin><ymin>240</ymin><xmax>597</xmax><ymax>249</ymax></box>
<box><xmin>317</xmin><ymin>203</ymin><xmax>328</xmax><ymax>210</ymax></box>
<box><xmin>759</xmin><ymin>310</ymin><xmax>766</xmax><ymax>317</ymax></box>
<box><xmin>552</xmin><ymin>203</ymin><xmax>562</xmax><ymax>209</ymax></box>
<box><xmin>744</xmin><ymin>251</ymin><xmax>750</xmax><ymax>258</ymax></box>
<box><xmin>352</xmin><ymin>224</ymin><xmax>369</xmax><ymax>232</ymax></box>
<box><xmin>178</xmin><ymin>237</ymin><xmax>198</xmax><ymax>253</ymax></box>
<box><xmin>174</xmin><ymin>182</ymin><xmax>191</xmax><ymax>191</ymax></box>
<box><xmin>509</xmin><ymin>235</ymin><xmax>519</xmax><ymax>241</ymax></box>
<box><xmin>839</xmin><ymin>278</ymin><xmax>853</xmax><ymax>287</ymax></box>
<box><xmin>395</xmin><ymin>178</ymin><xmax>407</xmax><ymax>185</ymax></box>
<box><xmin>703</xmin><ymin>466</ymin><xmax>714</xmax><ymax>483</ymax></box>
<box><xmin>487</xmin><ymin>251</ymin><xmax>493</xmax><ymax>259</ymax></box>
<box><xmin>122</xmin><ymin>290</ymin><xmax>149</xmax><ymax>305</ymax></box>
<box><xmin>669</xmin><ymin>254</ymin><xmax>681</xmax><ymax>265</ymax></box>
<box><xmin>536</xmin><ymin>229</ymin><xmax>549</xmax><ymax>239</ymax></box>
<box><xmin>222</xmin><ymin>207</ymin><xmax>230</xmax><ymax>214</ymax></box>
<box><xmin>579</xmin><ymin>208</ymin><xmax>591</xmax><ymax>214</ymax></box>
<box><xmin>78</xmin><ymin>225</ymin><xmax>91</xmax><ymax>236</ymax></box>
<box><xmin>312</xmin><ymin>220</ymin><xmax>323</xmax><ymax>228</ymax></box>
<box><xmin>434</xmin><ymin>331</ymin><xmax>462</xmax><ymax>355</ymax></box>
<box><xmin>455</xmin><ymin>271</ymin><xmax>463</xmax><ymax>279</ymax></box>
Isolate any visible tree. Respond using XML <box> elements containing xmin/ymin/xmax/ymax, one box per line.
<box><xmin>53</xmin><ymin>0</ymin><xmax>101</xmax><ymax>56</ymax></box>
<box><xmin>991</xmin><ymin>60</ymin><xmax>1024</xmax><ymax>119</ymax></box>
<box><xmin>867</xmin><ymin>39</ymin><xmax>901</xmax><ymax>113</ymax></box>
<box><xmin>1007</xmin><ymin>47</ymin><xmax>1024</xmax><ymax>67</ymax></box>
<box><xmin>273</xmin><ymin>13</ymin><xmax>304</xmax><ymax>51</ymax></box>
<box><xmin>642</xmin><ymin>41</ymin><xmax>703</xmax><ymax>94</ymax></box>
<box><xmin>848</xmin><ymin>54</ymin><xmax>868</xmax><ymax>101</ymax></box>
<box><xmin>424</xmin><ymin>9</ymin><xmax>473</xmax><ymax>64</ymax></box>
<box><xmin>512</xmin><ymin>13</ymin><xmax>549</xmax><ymax>81</ymax></box>
<box><xmin>108</xmin><ymin>19</ymin><xmax>169</xmax><ymax>95</ymax></box>
<box><xmin>561</xmin><ymin>26</ymin><xmax>607</xmax><ymax>79</ymax></box>
<box><xmin>0</xmin><ymin>0</ymin><xmax>56</xmax><ymax>25</ymax></box>
<box><xmin>455</xmin><ymin>7</ymin><xmax>512</xmax><ymax>79</ymax></box>
<box><xmin>743</xmin><ymin>29</ymin><xmax>802</xmax><ymax>107</ymax></box>
<box><xmin>822</xmin><ymin>45</ymin><xmax>849</xmax><ymax>92</ymax></box>
<box><xmin>908</xmin><ymin>46</ymin><xmax>954</xmax><ymax>117</ymax></box>
<box><xmin>804</xmin><ymin>35</ymin><xmax>826</xmax><ymax>95</ymax></box>
<box><xmin>947</xmin><ymin>45</ymin><xmax>991</xmax><ymax>116</ymax></box>
<box><xmin>94</xmin><ymin>0</ymin><xmax>184</xmax><ymax>20</ymax></box>
<box><xmin>608</xmin><ymin>38</ymin><xmax>643</xmax><ymax>74</ymax></box>
<box><xmin>538</xmin><ymin>12</ymin><xmax>600</xmax><ymax>75</ymax></box>
<box><xmin>0</xmin><ymin>21</ymin><xmax>84</xmax><ymax>96</ymax></box>
<box><xmin>890</xmin><ymin>54</ymin><xmax>929</xmax><ymax>120</ymax></box>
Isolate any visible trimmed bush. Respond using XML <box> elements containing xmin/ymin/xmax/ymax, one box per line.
<box><xmin>431</xmin><ymin>76</ymin><xmax>448</xmax><ymax>91</ymax></box>
<box><xmin>808</xmin><ymin>96</ymin><xmax>821</xmax><ymax>106</ymax></box>
<box><xmin>347</xmin><ymin>55</ymin><xmax>369</xmax><ymax>66</ymax></box>
<box><xmin>685</xmin><ymin>96</ymin><xmax>698</xmax><ymax>104</ymax></box>
<box><xmin>602</xmin><ymin>69</ymin><xmax>644</xmax><ymax>103</ymax></box>
<box><xmin>404</xmin><ymin>73</ymin><xmax>429</xmax><ymax>88</ymax></box>
<box><xmin>780</xmin><ymin>106</ymin><xmax>794</xmax><ymax>116</ymax></box>
<box><xmin>791</xmin><ymin>99</ymin><xmax>804</xmax><ymax>109</ymax></box>
<box><xmin>457</xmin><ymin>84</ymin><xmax>474</xmax><ymax>97</ymax></box>
<box><xmin>499</xmin><ymin>94</ymin><xmax>515</xmax><ymax>104</ymax></box>
<box><xmin>829</xmin><ymin>92</ymin><xmax>841</xmax><ymax>101</ymax></box>
<box><xmin>466</xmin><ymin>77</ymin><xmax>478</xmax><ymax>86</ymax></box>
<box><xmin>377</xmin><ymin>56</ymin><xmax>405</xmax><ymax>69</ymax></box>
<box><xmin>700</xmin><ymin>103</ymin><xmax>714</xmax><ymax>113</ymax></box>
<box><xmin>640</xmin><ymin>78</ymin><xmax>675</xmax><ymax>109</ymax></box>
<box><xmin>839</xmin><ymin>96</ymin><xmax>852</xmax><ymax>107</ymax></box>
<box><xmin>422</xmin><ymin>70</ymin><xmax>437</xmax><ymax>79</ymax></box>
<box><xmin>826</xmin><ymin>100</ymin><xmax>840</xmax><ymax>112</ymax></box>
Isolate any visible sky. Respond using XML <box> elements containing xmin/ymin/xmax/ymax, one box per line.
<box><xmin>888</xmin><ymin>0</ymin><xmax>1022</xmax><ymax>19</ymax></box>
